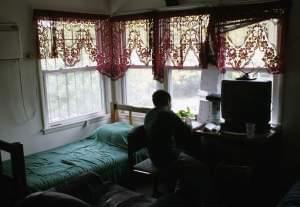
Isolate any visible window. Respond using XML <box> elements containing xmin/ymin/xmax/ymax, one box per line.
<box><xmin>121</xmin><ymin>19</ymin><xmax>160</xmax><ymax>107</ymax></box>
<box><xmin>217</xmin><ymin>18</ymin><xmax>282</xmax><ymax>125</ymax></box>
<box><xmin>165</xmin><ymin>15</ymin><xmax>207</xmax><ymax>114</ymax></box>
<box><xmin>169</xmin><ymin>69</ymin><xmax>201</xmax><ymax>114</ymax></box>
<box><xmin>37</xmin><ymin>17</ymin><xmax>106</xmax><ymax>128</ymax></box>
<box><xmin>123</xmin><ymin>16</ymin><xmax>205</xmax><ymax>112</ymax></box>
<box><xmin>44</xmin><ymin>69</ymin><xmax>104</xmax><ymax>124</ymax></box>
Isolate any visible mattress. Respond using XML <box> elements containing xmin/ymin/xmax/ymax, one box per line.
<box><xmin>3</xmin><ymin>138</ymin><xmax>129</xmax><ymax>191</ymax></box>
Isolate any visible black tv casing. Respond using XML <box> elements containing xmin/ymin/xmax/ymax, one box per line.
<box><xmin>221</xmin><ymin>80</ymin><xmax>272</xmax><ymax>134</ymax></box>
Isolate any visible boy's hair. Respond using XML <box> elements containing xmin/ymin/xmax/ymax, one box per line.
<box><xmin>152</xmin><ymin>90</ymin><xmax>171</xmax><ymax>107</ymax></box>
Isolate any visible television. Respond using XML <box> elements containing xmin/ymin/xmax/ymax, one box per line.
<box><xmin>221</xmin><ymin>80</ymin><xmax>272</xmax><ymax>134</ymax></box>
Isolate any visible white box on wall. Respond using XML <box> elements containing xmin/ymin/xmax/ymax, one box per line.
<box><xmin>0</xmin><ymin>23</ymin><xmax>22</xmax><ymax>60</ymax></box>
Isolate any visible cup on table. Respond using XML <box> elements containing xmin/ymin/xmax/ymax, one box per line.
<box><xmin>246</xmin><ymin>123</ymin><xmax>255</xmax><ymax>139</ymax></box>
<box><xmin>185</xmin><ymin>117</ymin><xmax>192</xmax><ymax>126</ymax></box>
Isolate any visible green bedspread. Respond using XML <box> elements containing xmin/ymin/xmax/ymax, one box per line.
<box><xmin>2</xmin><ymin>122</ymin><xmax>149</xmax><ymax>192</ymax></box>
<box><xmin>3</xmin><ymin>138</ymin><xmax>129</xmax><ymax>192</ymax></box>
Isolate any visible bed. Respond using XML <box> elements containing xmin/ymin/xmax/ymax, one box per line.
<box><xmin>0</xmin><ymin>103</ymin><xmax>151</xmax><ymax>200</ymax></box>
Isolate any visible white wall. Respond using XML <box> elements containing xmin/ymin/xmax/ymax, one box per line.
<box><xmin>0</xmin><ymin>0</ymin><xmax>109</xmax><ymax>157</ymax></box>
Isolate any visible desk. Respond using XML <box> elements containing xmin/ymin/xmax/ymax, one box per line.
<box><xmin>191</xmin><ymin>127</ymin><xmax>280</xmax><ymax>206</ymax></box>
<box><xmin>194</xmin><ymin>128</ymin><xmax>278</xmax><ymax>144</ymax></box>
<box><xmin>191</xmin><ymin>127</ymin><xmax>280</xmax><ymax>169</ymax></box>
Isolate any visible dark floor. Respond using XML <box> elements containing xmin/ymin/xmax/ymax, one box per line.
<box><xmin>126</xmin><ymin>174</ymin><xmax>169</xmax><ymax>197</ymax></box>
<box><xmin>127</xmin><ymin>168</ymin><xmax>283</xmax><ymax>207</ymax></box>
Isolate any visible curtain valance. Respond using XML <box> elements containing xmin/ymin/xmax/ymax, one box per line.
<box><xmin>209</xmin><ymin>3</ymin><xmax>287</xmax><ymax>73</ymax></box>
<box><xmin>35</xmin><ymin>15</ymin><xmax>108</xmax><ymax>70</ymax></box>
<box><xmin>96</xmin><ymin>18</ymin><xmax>153</xmax><ymax>80</ymax></box>
<box><xmin>153</xmin><ymin>15</ymin><xmax>210</xmax><ymax>81</ymax></box>
<box><xmin>34</xmin><ymin>1</ymin><xmax>289</xmax><ymax>80</ymax></box>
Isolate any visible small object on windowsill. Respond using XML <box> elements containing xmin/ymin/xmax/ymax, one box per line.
<box><xmin>246</xmin><ymin>122</ymin><xmax>256</xmax><ymax>139</ymax></box>
<box><xmin>235</xmin><ymin>73</ymin><xmax>256</xmax><ymax>81</ymax></box>
<box><xmin>206</xmin><ymin>93</ymin><xmax>221</xmax><ymax>102</ymax></box>
<box><xmin>185</xmin><ymin>117</ymin><xmax>192</xmax><ymax>126</ymax></box>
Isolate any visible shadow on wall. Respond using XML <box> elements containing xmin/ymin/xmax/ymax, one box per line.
<box><xmin>0</xmin><ymin>60</ymin><xmax>37</xmax><ymax>125</ymax></box>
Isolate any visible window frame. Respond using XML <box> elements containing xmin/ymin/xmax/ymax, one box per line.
<box><xmin>39</xmin><ymin>63</ymin><xmax>109</xmax><ymax>133</ymax></box>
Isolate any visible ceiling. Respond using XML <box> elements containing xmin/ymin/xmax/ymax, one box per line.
<box><xmin>109</xmin><ymin>0</ymin><xmax>277</xmax><ymax>15</ymax></box>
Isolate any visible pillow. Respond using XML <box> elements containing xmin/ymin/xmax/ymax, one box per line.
<box><xmin>17</xmin><ymin>191</ymin><xmax>90</xmax><ymax>207</ymax></box>
<box><xmin>93</xmin><ymin>122</ymin><xmax>133</xmax><ymax>149</ymax></box>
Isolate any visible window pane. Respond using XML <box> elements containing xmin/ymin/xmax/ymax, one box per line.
<box><xmin>170</xmin><ymin>70</ymin><xmax>201</xmax><ymax>115</ymax></box>
<box><xmin>45</xmin><ymin>69</ymin><xmax>103</xmax><ymax>123</ymax></box>
<box><xmin>125</xmin><ymin>68</ymin><xmax>159</xmax><ymax>107</ymax></box>
<box><xmin>38</xmin><ymin>18</ymin><xmax>105</xmax><ymax>126</ymax></box>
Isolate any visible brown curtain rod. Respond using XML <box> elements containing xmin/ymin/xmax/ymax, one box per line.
<box><xmin>33</xmin><ymin>9</ymin><xmax>109</xmax><ymax>20</ymax></box>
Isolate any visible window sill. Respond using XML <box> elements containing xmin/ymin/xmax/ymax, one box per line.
<box><xmin>42</xmin><ymin>114</ymin><xmax>110</xmax><ymax>135</ymax></box>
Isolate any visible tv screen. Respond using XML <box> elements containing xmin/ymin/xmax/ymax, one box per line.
<box><xmin>221</xmin><ymin>80</ymin><xmax>272</xmax><ymax>133</ymax></box>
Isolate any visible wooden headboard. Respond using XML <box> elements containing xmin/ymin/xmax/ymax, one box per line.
<box><xmin>110</xmin><ymin>102</ymin><xmax>151</xmax><ymax>125</ymax></box>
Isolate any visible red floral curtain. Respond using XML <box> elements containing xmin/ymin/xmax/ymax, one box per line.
<box><xmin>96</xmin><ymin>18</ymin><xmax>153</xmax><ymax>80</ymax></box>
<box><xmin>35</xmin><ymin>14</ymin><xmax>107</xmax><ymax>70</ymax></box>
<box><xmin>167</xmin><ymin>15</ymin><xmax>210</xmax><ymax>68</ymax></box>
<box><xmin>35</xmin><ymin>3</ymin><xmax>288</xmax><ymax>80</ymax></box>
<box><xmin>153</xmin><ymin>15</ymin><xmax>210</xmax><ymax>82</ymax></box>
<box><xmin>225</xmin><ymin>20</ymin><xmax>281</xmax><ymax>72</ymax></box>
<box><xmin>219</xmin><ymin>19</ymin><xmax>282</xmax><ymax>73</ymax></box>
<box><xmin>209</xmin><ymin>5</ymin><xmax>287</xmax><ymax>74</ymax></box>
<box><xmin>124</xmin><ymin>19</ymin><xmax>153</xmax><ymax>66</ymax></box>
<box><xmin>153</xmin><ymin>17</ymin><xmax>170</xmax><ymax>82</ymax></box>
<box><xmin>95</xmin><ymin>19</ymin><xmax>113</xmax><ymax>78</ymax></box>
<box><xmin>96</xmin><ymin>20</ymin><xmax>130</xmax><ymax>80</ymax></box>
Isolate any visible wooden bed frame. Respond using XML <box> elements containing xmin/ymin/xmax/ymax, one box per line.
<box><xmin>0</xmin><ymin>103</ymin><xmax>151</xmax><ymax>200</ymax></box>
<box><xmin>0</xmin><ymin>140</ymin><xmax>27</xmax><ymax>199</ymax></box>
<box><xmin>110</xmin><ymin>102</ymin><xmax>151</xmax><ymax>125</ymax></box>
